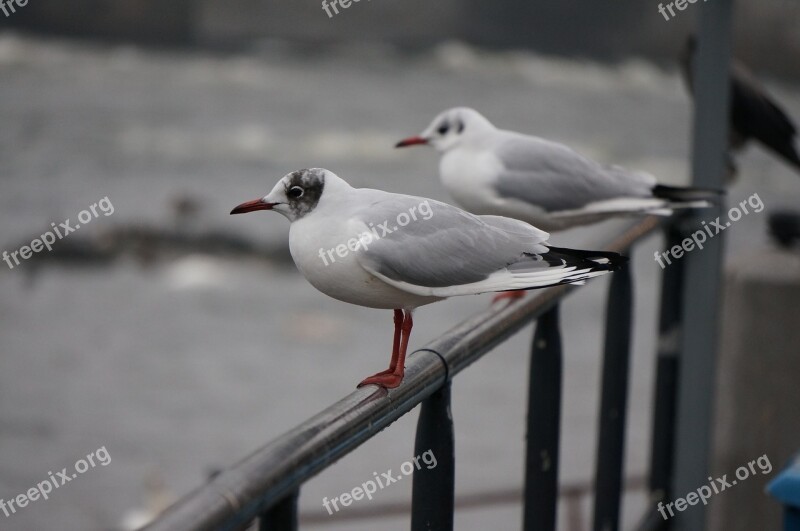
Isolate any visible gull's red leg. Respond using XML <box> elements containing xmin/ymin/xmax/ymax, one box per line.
<box><xmin>491</xmin><ymin>290</ymin><xmax>526</xmax><ymax>305</ymax></box>
<box><xmin>358</xmin><ymin>310</ymin><xmax>403</xmax><ymax>383</ymax></box>
<box><xmin>392</xmin><ymin>310</ymin><xmax>413</xmax><ymax>379</ymax></box>
<box><xmin>387</xmin><ymin>309</ymin><xmax>404</xmax><ymax>372</ymax></box>
<box><xmin>358</xmin><ymin>310</ymin><xmax>412</xmax><ymax>389</ymax></box>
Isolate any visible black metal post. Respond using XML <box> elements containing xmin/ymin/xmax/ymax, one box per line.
<box><xmin>592</xmin><ymin>260</ymin><xmax>634</xmax><ymax>531</ymax></box>
<box><xmin>411</xmin><ymin>382</ymin><xmax>455</xmax><ymax>531</ymax></box>
<box><xmin>524</xmin><ymin>304</ymin><xmax>562</xmax><ymax>531</ymax></box>
<box><xmin>639</xmin><ymin>223</ymin><xmax>686</xmax><ymax>531</ymax></box>
<box><xmin>259</xmin><ymin>490</ymin><xmax>299</xmax><ymax>531</ymax></box>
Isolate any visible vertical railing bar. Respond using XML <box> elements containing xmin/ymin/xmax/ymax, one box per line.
<box><xmin>411</xmin><ymin>382</ymin><xmax>455</xmax><ymax>531</ymax></box>
<box><xmin>523</xmin><ymin>304</ymin><xmax>563</xmax><ymax>531</ymax></box>
<box><xmin>259</xmin><ymin>489</ymin><xmax>299</xmax><ymax>531</ymax></box>
<box><xmin>672</xmin><ymin>3</ymin><xmax>733</xmax><ymax>529</ymax></box>
<box><xmin>592</xmin><ymin>256</ymin><xmax>634</xmax><ymax>531</ymax></box>
<box><xmin>637</xmin><ymin>223</ymin><xmax>686</xmax><ymax>531</ymax></box>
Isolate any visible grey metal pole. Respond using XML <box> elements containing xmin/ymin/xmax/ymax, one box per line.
<box><xmin>672</xmin><ymin>1</ymin><xmax>733</xmax><ymax>530</ymax></box>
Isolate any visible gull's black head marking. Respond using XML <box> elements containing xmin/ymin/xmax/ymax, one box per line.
<box><xmin>284</xmin><ymin>168</ymin><xmax>325</xmax><ymax>218</ymax></box>
<box><xmin>435</xmin><ymin>114</ymin><xmax>465</xmax><ymax>139</ymax></box>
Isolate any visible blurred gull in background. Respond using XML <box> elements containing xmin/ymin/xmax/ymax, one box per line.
<box><xmin>681</xmin><ymin>36</ymin><xmax>800</xmax><ymax>179</ymax></box>
<box><xmin>396</xmin><ymin>107</ymin><xmax>719</xmax><ymax>232</ymax></box>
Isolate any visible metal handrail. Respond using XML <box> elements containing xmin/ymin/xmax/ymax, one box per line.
<box><xmin>143</xmin><ymin>216</ymin><xmax>661</xmax><ymax>531</ymax></box>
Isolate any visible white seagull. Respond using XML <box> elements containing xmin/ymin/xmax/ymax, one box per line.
<box><xmin>231</xmin><ymin>168</ymin><xmax>625</xmax><ymax>389</ymax></box>
<box><xmin>396</xmin><ymin>107</ymin><xmax>718</xmax><ymax>232</ymax></box>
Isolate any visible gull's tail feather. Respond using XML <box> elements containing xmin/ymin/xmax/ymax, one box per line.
<box><xmin>497</xmin><ymin>246</ymin><xmax>628</xmax><ymax>291</ymax></box>
<box><xmin>652</xmin><ymin>184</ymin><xmax>723</xmax><ymax>203</ymax></box>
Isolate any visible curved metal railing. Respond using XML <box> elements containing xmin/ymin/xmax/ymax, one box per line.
<box><xmin>144</xmin><ymin>216</ymin><xmax>676</xmax><ymax>531</ymax></box>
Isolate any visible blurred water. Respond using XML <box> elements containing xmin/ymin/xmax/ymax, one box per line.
<box><xmin>0</xmin><ymin>34</ymin><xmax>798</xmax><ymax>530</ymax></box>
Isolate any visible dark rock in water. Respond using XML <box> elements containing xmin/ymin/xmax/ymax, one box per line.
<box><xmin>7</xmin><ymin>224</ymin><xmax>294</xmax><ymax>271</ymax></box>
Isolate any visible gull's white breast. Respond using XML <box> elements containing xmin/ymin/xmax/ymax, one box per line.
<box><xmin>440</xmin><ymin>146</ymin><xmax>555</xmax><ymax>229</ymax></box>
<box><xmin>288</xmin><ymin>211</ymin><xmax>439</xmax><ymax>310</ymax></box>
<box><xmin>439</xmin><ymin>147</ymin><xmax>500</xmax><ymax>214</ymax></box>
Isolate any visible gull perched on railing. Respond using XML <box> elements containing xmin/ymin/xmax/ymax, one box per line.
<box><xmin>396</xmin><ymin>107</ymin><xmax>718</xmax><ymax>232</ymax></box>
<box><xmin>231</xmin><ymin>168</ymin><xmax>625</xmax><ymax>389</ymax></box>
<box><xmin>681</xmin><ymin>36</ymin><xmax>800</xmax><ymax>179</ymax></box>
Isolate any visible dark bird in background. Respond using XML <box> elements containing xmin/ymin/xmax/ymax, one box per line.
<box><xmin>681</xmin><ymin>36</ymin><xmax>800</xmax><ymax>178</ymax></box>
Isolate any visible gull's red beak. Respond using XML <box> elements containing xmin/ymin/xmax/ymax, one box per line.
<box><xmin>395</xmin><ymin>136</ymin><xmax>429</xmax><ymax>148</ymax></box>
<box><xmin>230</xmin><ymin>198</ymin><xmax>276</xmax><ymax>215</ymax></box>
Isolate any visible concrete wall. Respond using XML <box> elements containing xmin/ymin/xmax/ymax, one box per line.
<box><xmin>710</xmin><ymin>247</ymin><xmax>800</xmax><ymax>531</ymax></box>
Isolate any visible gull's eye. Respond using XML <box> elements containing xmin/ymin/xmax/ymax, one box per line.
<box><xmin>437</xmin><ymin>123</ymin><xmax>450</xmax><ymax>135</ymax></box>
<box><xmin>288</xmin><ymin>186</ymin><xmax>304</xmax><ymax>199</ymax></box>
<box><xmin>456</xmin><ymin>120</ymin><xmax>464</xmax><ymax>133</ymax></box>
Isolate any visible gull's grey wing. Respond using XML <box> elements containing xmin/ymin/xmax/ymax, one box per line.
<box><xmin>350</xmin><ymin>193</ymin><xmax>550</xmax><ymax>289</ymax></box>
<box><xmin>493</xmin><ymin>132</ymin><xmax>656</xmax><ymax>212</ymax></box>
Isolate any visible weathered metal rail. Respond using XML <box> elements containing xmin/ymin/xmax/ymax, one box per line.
<box><xmin>143</xmin><ymin>216</ymin><xmax>671</xmax><ymax>531</ymax></box>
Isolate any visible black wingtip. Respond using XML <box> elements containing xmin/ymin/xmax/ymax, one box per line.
<box><xmin>652</xmin><ymin>184</ymin><xmax>725</xmax><ymax>202</ymax></box>
<box><xmin>544</xmin><ymin>246</ymin><xmax>629</xmax><ymax>273</ymax></box>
